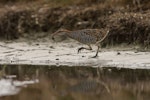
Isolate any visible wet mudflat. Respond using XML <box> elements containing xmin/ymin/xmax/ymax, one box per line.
<box><xmin>0</xmin><ymin>65</ymin><xmax>150</xmax><ymax>100</ymax></box>
<box><xmin>0</xmin><ymin>40</ymin><xmax>150</xmax><ymax>69</ymax></box>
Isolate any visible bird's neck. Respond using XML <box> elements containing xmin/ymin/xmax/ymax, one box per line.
<box><xmin>65</xmin><ymin>30</ymin><xmax>74</xmax><ymax>37</ymax></box>
<box><xmin>63</xmin><ymin>30</ymin><xmax>73</xmax><ymax>37</ymax></box>
<box><xmin>56</xmin><ymin>29</ymin><xmax>71</xmax><ymax>36</ymax></box>
<box><xmin>61</xmin><ymin>30</ymin><xmax>78</xmax><ymax>40</ymax></box>
<box><xmin>63</xmin><ymin>30</ymin><xmax>71</xmax><ymax>33</ymax></box>
<box><xmin>66</xmin><ymin>30</ymin><xmax>79</xmax><ymax>40</ymax></box>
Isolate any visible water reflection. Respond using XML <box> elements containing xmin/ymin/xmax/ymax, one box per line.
<box><xmin>0</xmin><ymin>65</ymin><xmax>150</xmax><ymax>100</ymax></box>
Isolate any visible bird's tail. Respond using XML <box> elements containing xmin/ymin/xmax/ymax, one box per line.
<box><xmin>97</xmin><ymin>29</ymin><xmax>109</xmax><ymax>44</ymax></box>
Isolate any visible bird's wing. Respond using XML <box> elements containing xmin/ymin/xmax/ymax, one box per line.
<box><xmin>72</xmin><ymin>29</ymin><xmax>97</xmax><ymax>44</ymax></box>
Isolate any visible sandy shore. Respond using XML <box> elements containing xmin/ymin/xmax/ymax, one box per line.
<box><xmin>0</xmin><ymin>40</ymin><xmax>150</xmax><ymax>69</ymax></box>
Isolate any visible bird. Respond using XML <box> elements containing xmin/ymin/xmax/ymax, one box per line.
<box><xmin>51</xmin><ymin>28</ymin><xmax>109</xmax><ymax>58</ymax></box>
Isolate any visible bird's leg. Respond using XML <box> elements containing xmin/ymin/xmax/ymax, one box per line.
<box><xmin>78</xmin><ymin>45</ymin><xmax>92</xmax><ymax>53</ymax></box>
<box><xmin>92</xmin><ymin>45</ymin><xmax>101</xmax><ymax>58</ymax></box>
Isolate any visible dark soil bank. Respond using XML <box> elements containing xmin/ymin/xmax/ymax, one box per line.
<box><xmin>0</xmin><ymin>1</ymin><xmax>150</xmax><ymax>47</ymax></box>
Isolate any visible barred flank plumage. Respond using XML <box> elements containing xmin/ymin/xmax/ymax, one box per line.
<box><xmin>52</xmin><ymin>28</ymin><xmax>109</xmax><ymax>58</ymax></box>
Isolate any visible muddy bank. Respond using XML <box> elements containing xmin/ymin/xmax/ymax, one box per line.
<box><xmin>0</xmin><ymin>65</ymin><xmax>150</xmax><ymax>100</ymax></box>
<box><xmin>0</xmin><ymin>2</ymin><xmax>149</xmax><ymax>47</ymax></box>
<box><xmin>0</xmin><ymin>41</ymin><xmax>150</xmax><ymax>69</ymax></box>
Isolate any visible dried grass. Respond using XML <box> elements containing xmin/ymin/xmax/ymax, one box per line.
<box><xmin>0</xmin><ymin>0</ymin><xmax>149</xmax><ymax>47</ymax></box>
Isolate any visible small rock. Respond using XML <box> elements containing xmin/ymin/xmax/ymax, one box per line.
<box><xmin>56</xmin><ymin>58</ymin><xmax>59</xmax><ymax>60</ymax></box>
<box><xmin>50</xmin><ymin>46</ymin><xmax>54</xmax><ymax>49</ymax></box>
<box><xmin>35</xmin><ymin>43</ymin><xmax>39</xmax><ymax>46</ymax></box>
<box><xmin>117</xmin><ymin>52</ymin><xmax>121</xmax><ymax>55</ymax></box>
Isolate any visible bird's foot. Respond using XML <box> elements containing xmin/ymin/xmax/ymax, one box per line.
<box><xmin>91</xmin><ymin>55</ymin><xmax>98</xmax><ymax>58</ymax></box>
<box><xmin>78</xmin><ymin>47</ymin><xmax>84</xmax><ymax>53</ymax></box>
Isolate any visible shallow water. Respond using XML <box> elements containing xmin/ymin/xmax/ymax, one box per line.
<box><xmin>0</xmin><ymin>65</ymin><xmax>150</xmax><ymax>100</ymax></box>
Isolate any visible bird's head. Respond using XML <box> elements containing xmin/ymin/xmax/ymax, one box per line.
<box><xmin>51</xmin><ymin>28</ymin><xmax>70</xmax><ymax>41</ymax></box>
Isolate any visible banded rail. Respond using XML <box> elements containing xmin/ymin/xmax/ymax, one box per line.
<box><xmin>52</xmin><ymin>29</ymin><xmax>109</xmax><ymax>58</ymax></box>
